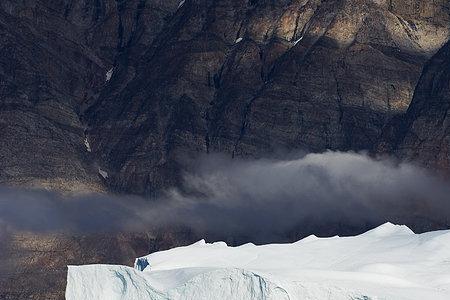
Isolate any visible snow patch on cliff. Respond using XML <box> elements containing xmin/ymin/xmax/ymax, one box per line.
<box><xmin>98</xmin><ymin>168</ymin><xmax>108</xmax><ymax>179</ymax></box>
<box><xmin>105</xmin><ymin>68</ymin><xmax>114</xmax><ymax>82</ymax></box>
<box><xmin>293</xmin><ymin>36</ymin><xmax>303</xmax><ymax>45</ymax></box>
<box><xmin>66</xmin><ymin>223</ymin><xmax>450</xmax><ymax>299</ymax></box>
<box><xmin>84</xmin><ymin>137</ymin><xmax>91</xmax><ymax>152</ymax></box>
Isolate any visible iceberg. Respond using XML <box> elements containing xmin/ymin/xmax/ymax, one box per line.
<box><xmin>66</xmin><ymin>223</ymin><xmax>450</xmax><ymax>299</ymax></box>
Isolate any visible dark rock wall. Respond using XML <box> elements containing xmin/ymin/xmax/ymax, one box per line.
<box><xmin>0</xmin><ymin>0</ymin><xmax>449</xmax><ymax>194</ymax></box>
<box><xmin>379</xmin><ymin>41</ymin><xmax>450</xmax><ymax>172</ymax></box>
<box><xmin>0</xmin><ymin>0</ymin><xmax>179</xmax><ymax>192</ymax></box>
<box><xmin>86</xmin><ymin>0</ymin><xmax>450</xmax><ymax>195</ymax></box>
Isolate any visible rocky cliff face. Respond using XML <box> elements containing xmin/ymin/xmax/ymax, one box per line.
<box><xmin>379</xmin><ymin>40</ymin><xmax>450</xmax><ymax>172</ymax></box>
<box><xmin>0</xmin><ymin>0</ymin><xmax>179</xmax><ymax>192</ymax></box>
<box><xmin>1</xmin><ymin>0</ymin><xmax>449</xmax><ymax>195</ymax></box>
<box><xmin>86</xmin><ymin>0</ymin><xmax>450</xmax><ymax>195</ymax></box>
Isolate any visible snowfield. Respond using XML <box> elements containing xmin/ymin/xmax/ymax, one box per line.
<box><xmin>66</xmin><ymin>223</ymin><xmax>450</xmax><ymax>299</ymax></box>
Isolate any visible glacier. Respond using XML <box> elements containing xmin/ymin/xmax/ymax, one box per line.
<box><xmin>66</xmin><ymin>223</ymin><xmax>450</xmax><ymax>299</ymax></box>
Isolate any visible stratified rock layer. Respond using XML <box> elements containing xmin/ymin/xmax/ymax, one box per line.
<box><xmin>0</xmin><ymin>0</ymin><xmax>180</xmax><ymax>192</ymax></box>
<box><xmin>1</xmin><ymin>0</ymin><xmax>449</xmax><ymax>195</ymax></box>
<box><xmin>379</xmin><ymin>41</ymin><xmax>450</xmax><ymax>171</ymax></box>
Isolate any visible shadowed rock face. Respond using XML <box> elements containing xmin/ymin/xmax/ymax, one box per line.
<box><xmin>379</xmin><ymin>41</ymin><xmax>450</xmax><ymax>172</ymax></box>
<box><xmin>0</xmin><ymin>0</ymin><xmax>180</xmax><ymax>192</ymax></box>
<box><xmin>86</xmin><ymin>0</ymin><xmax>450</xmax><ymax>195</ymax></box>
<box><xmin>1</xmin><ymin>0</ymin><xmax>449</xmax><ymax>195</ymax></box>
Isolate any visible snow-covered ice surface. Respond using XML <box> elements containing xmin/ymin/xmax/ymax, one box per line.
<box><xmin>66</xmin><ymin>223</ymin><xmax>450</xmax><ymax>299</ymax></box>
